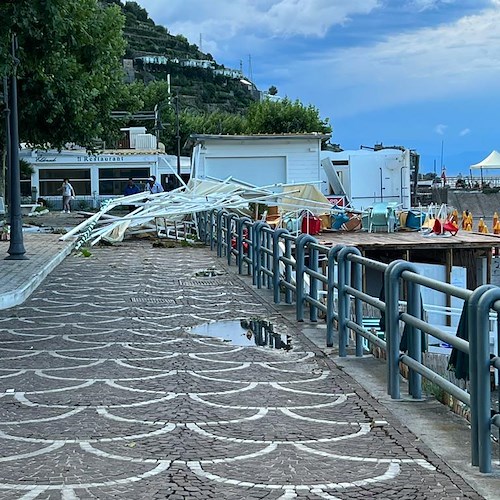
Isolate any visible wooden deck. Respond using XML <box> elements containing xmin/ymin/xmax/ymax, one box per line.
<box><xmin>316</xmin><ymin>229</ymin><xmax>500</xmax><ymax>250</ymax></box>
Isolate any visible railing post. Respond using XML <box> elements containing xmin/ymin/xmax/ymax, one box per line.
<box><xmin>284</xmin><ymin>237</ymin><xmax>293</xmax><ymax>304</ymax></box>
<box><xmin>272</xmin><ymin>229</ymin><xmax>289</xmax><ymax>304</ymax></box>
<box><xmin>266</xmin><ymin>230</ymin><xmax>273</xmax><ymax>290</ymax></box>
<box><xmin>326</xmin><ymin>245</ymin><xmax>344</xmax><ymax>348</ymax></box>
<box><xmin>197</xmin><ymin>212</ymin><xmax>205</xmax><ymax>242</ymax></box>
<box><xmin>407</xmin><ymin>279</ymin><xmax>422</xmax><ymax>399</ymax></box>
<box><xmin>237</xmin><ymin>217</ymin><xmax>252</xmax><ymax>274</ymax></box>
<box><xmin>385</xmin><ymin>260</ymin><xmax>420</xmax><ymax>399</ymax></box>
<box><xmin>467</xmin><ymin>284</ymin><xmax>496</xmax><ymax>467</ymax></box>
<box><xmin>209</xmin><ymin>210</ymin><xmax>216</xmax><ymax>251</ymax></box>
<box><xmin>309</xmin><ymin>244</ymin><xmax>319</xmax><ymax>322</ymax></box>
<box><xmin>252</xmin><ymin>221</ymin><xmax>266</xmax><ymax>289</ymax></box>
<box><xmin>216</xmin><ymin>210</ymin><xmax>226</xmax><ymax>257</ymax></box>
<box><xmin>475</xmin><ymin>288</ymin><xmax>500</xmax><ymax>473</ymax></box>
<box><xmin>224</xmin><ymin>213</ymin><xmax>238</xmax><ymax>266</ymax></box>
<box><xmin>351</xmin><ymin>250</ymin><xmax>364</xmax><ymax>358</ymax></box>
<box><xmin>337</xmin><ymin>247</ymin><xmax>361</xmax><ymax>357</ymax></box>
<box><xmin>295</xmin><ymin>233</ymin><xmax>317</xmax><ymax>322</ymax></box>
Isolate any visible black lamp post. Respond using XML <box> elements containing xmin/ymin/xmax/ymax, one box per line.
<box><xmin>174</xmin><ymin>93</ymin><xmax>181</xmax><ymax>186</ymax></box>
<box><xmin>5</xmin><ymin>34</ymin><xmax>27</xmax><ymax>260</ymax></box>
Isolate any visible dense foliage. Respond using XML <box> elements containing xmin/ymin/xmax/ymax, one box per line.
<box><xmin>246</xmin><ymin>98</ymin><xmax>331</xmax><ymax>135</ymax></box>
<box><xmin>0</xmin><ymin>0</ymin><xmax>127</xmax><ymax>149</ymax></box>
<box><xmin>0</xmin><ymin>0</ymin><xmax>332</xmax><ymax>159</ymax></box>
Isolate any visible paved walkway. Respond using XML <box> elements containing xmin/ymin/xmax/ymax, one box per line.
<box><xmin>0</xmin><ymin>232</ymin><xmax>76</xmax><ymax>309</ymax></box>
<box><xmin>0</xmin><ymin>236</ymin><xmax>497</xmax><ymax>498</ymax></box>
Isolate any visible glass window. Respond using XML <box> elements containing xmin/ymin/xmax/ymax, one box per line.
<box><xmin>20</xmin><ymin>180</ymin><xmax>32</xmax><ymax>197</ymax></box>
<box><xmin>39</xmin><ymin>169</ymin><xmax>90</xmax><ymax>180</ymax></box>
<box><xmin>39</xmin><ymin>169</ymin><xmax>91</xmax><ymax>196</ymax></box>
<box><xmin>99</xmin><ymin>168</ymin><xmax>150</xmax><ymax>195</ymax></box>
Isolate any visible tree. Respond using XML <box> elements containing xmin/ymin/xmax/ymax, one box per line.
<box><xmin>268</xmin><ymin>85</ymin><xmax>278</xmax><ymax>96</ymax></box>
<box><xmin>0</xmin><ymin>0</ymin><xmax>127</xmax><ymax>150</ymax></box>
<box><xmin>122</xmin><ymin>1</ymin><xmax>150</xmax><ymax>23</ymax></box>
<box><xmin>245</xmin><ymin>97</ymin><xmax>332</xmax><ymax>135</ymax></box>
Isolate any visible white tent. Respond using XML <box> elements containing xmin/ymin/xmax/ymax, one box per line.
<box><xmin>470</xmin><ymin>150</ymin><xmax>500</xmax><ymax>169</ymax></box>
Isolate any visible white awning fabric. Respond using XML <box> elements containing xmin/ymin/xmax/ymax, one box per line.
<box><xmin>470</xmin><ymin>150</ymin><xmax>500</xmax><ymax>169</ymax></box>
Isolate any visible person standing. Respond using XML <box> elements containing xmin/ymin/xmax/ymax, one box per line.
<box><xmin>145</xmin><ymin>175</ymin><xmax>164</xmax><ymax>194</ymax></box>
<box><xmin>124</xmin><ymin>178</ymin><xmax>140</xmax><ymax>213</ymax></box>
<box><xmin>61</xmin><ymin>178</ymin><xmax>75</xmax><ymax>213</ymax></box>
<box><xmin>124</xmin><ymin>178</ymin><xmax>140</xmax><ymax>196</ymax></box>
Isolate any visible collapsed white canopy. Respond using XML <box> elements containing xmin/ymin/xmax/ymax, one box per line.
<box><xmin>470</xmin><ymin>150</ymin><xmax>500</xmax><ymax>169</ymax></box>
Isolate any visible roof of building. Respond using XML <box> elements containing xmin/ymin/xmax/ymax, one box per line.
<box><xmin>189</xmin><ymin>133</ymin><xmax>331</xmax><ymax>144</ymax></box>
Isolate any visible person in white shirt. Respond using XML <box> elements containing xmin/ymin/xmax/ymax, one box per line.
<box><xmin>61</xmin><ymin>178</ymin><xmax>75</xmax><ymax>213</ymax></box>
<box><xmin>145</xmin><ymin>176</ymin><xmax>164</xmax><ymax>194</ymax></box>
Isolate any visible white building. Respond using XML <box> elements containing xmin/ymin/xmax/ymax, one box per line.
<box><xmin>21</xmin><ymin>128</ymin><xmax>190</xmax><ymax>208</ymax></box>
<box><xmin>190</xmin><ymin>133</ymin><xmax>331</xmax><ymax>190</ymax></box>
<box><xmin>213</xmin><ymin>68</ymin><xmax>243</xmax><ymax>78</ymax></box>
<box><xmin>320</xmin><ymin>148</ymin><xmax>412</xmax><ymax>210</ymax></box>
<box><xmin>180</xmin><ymin>59</ymin><xmax>215</xmax><ymax>69</ymax></box>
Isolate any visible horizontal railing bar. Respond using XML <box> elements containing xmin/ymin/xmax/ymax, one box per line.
<box><xmin>400</xmin><ymin>354</ymin><xmax>471</xmax><ymax>406</ymax></box>
<box><xmin>304</xmin><ymin>268</ymin><xmax>328</xmax><ymax>284</ymax></box>
<box><xmin>304</xmin><ymin>296</ymin><xmax>326</xmax><ymax>312</ymax></box>
<box><xmin>399</xmin><ymin>312</ymin><xmax>470</xmax><ymax>354</ymax></box>
<box><xmin>348</xmin><ymin>253</ymin><xmax>388</xmax><ymax>272</ymax></box>
<box><xmin>280</xmin><ymin>281</ymin><xmax>296</xmax><ymax>292</ymax></box>
<box><xmin>262</xmin><ymin>268</ymin><xmax>273</xmax><ymax>278</ymax></box>
<box><xmin>347</xmin><ymin>320</ymin><xmax>387</xmax><ymax>350</ymax></box>
<box><xmin>400</xmin><ymin>269</ymin><xmax>472</xmax><ymax>300</ymax></box>
<box><xmin>344</xmin><ymin>286</ymin><xmax>385</xmax><ymax>312</ymax></box>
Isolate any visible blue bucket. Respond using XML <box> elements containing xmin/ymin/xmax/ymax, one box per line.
<box><xmin>406</xmin><ymin>210</ymin><xmax>423</xmax><ymax>230</ymax></box>
<box><xmin>331</xmin><ymin>213</ymin><xmax>349</xmax><ymax>230</ymax></box>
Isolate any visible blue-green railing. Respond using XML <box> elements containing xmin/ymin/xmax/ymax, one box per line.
<box><xmin>197</xmin><ymin>210</ymin><xmax>499</xmax><ymax>474</ymax></box>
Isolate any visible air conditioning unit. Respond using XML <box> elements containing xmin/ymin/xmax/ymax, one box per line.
<box><xmin>135</xmin><ymin>133</ymin><xmax>157</xmax><ymax>150</ymax></box>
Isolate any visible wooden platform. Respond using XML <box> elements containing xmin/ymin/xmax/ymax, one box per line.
<box><xmin>316</xmin><ymin>229</ymin><xmax>500</xmax><ymax>250</ymax></box>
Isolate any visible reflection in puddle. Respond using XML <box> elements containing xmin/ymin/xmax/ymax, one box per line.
<box><xmin>194</xmin><ymin>268</ymin><xmax>225</xmax><ymax>277</ymax></box>
<box><xmin>190</xmin><ymin>319</ymin><xmax>292</xmax><ymax>350</ymax></box>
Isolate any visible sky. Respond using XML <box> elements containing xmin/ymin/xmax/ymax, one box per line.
<box><xmin>135</xmin><ymin>0</ymin><xmax>500</xmax><ymax>175</ymax></box>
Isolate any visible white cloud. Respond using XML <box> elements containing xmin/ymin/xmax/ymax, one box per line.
<box><xmin>264</xmin><ymin>0</ymin><xmax>381</xmax><ymax>37</ymax></box>
<box><xmin>459</xmin><ymin>128</ymin><xmax>471</xmax><ymax>136</ymax></box>
<box><xmin>435</xmin><ymin>124</ymin><xmax>448</xmax><ymax>135</ymax></box>
<box><xmin>135</xmin><ymin>0</ymin><xmax>500</xmax><ymax>123</ymax></box>
<box><xmin>291</xmin><ymin>4</ymin><xmax>500</xmax><ymax>116</ymax></box>
<box><xmin>410</xmin><ymin>0</ymin><xmax>457</xmax><ymax>12</ymax></box>
<box><xmin>137</xmin><ymin>0</ymin><xmax>381</xmax><ymax>48</ymax></box>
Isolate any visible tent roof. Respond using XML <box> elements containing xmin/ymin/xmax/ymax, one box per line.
<box><xmin>470</xmin><ymin>150</ymin><xmax>500</xmax><ymax>169</ymax></box>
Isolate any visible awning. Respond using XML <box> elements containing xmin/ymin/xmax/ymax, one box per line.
<box><xmin>470</xmin><ymin>150</ymin><xmax>500</xmax><ymax>169</ymax></box>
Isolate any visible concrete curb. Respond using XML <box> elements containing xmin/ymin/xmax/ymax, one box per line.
<box><xmin>0</xmin><ymin>238</ymin><xmax>77</xmax><ymax>310</ymax></box>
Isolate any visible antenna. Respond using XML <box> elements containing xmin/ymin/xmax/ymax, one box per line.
<box><xmin>440</xmin><ymin>140</ymin><xmax>444</xmax><ymax>171</ymax></box>
<box><xmin>248</xmin><ymin>54</ymin><xmax>253</xmax><ymax>82</ymax></box>
<box><xmin>199</xmin><ymin>33</ymin><xmax>202</xmax><ymax>52</ymax></box>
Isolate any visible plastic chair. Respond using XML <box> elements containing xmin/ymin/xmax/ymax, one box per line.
<box><xmin>367</xmin><ymin>202</ymin><xmax>397</xmax><ymax>233</ymax></box>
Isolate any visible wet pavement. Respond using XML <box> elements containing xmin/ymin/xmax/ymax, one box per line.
<box><xmin>0</xmin><ymin>239</ymin><xmax>492</xmax><ymax>498</ymax></box>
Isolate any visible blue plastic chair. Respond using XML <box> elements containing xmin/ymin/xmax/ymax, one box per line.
<box><xmin>368</xmin><ymin>202</ymin><xmax>398</xmax><ymax>233</ymax></box>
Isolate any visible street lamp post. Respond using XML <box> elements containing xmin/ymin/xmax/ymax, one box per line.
<box><xmin>174</xmin><ymin>93</ymin><xmax>181</xmax><ymax>186</ymax></box>
<box><xmin>5</xmin><ymin>34</ymin><xmax>27</xmax><ymax>260</ymax></box>
<box><xmin>2</xmin><ymin>77</ymin><xmax>11</xmax><ymax>207</ymax></box>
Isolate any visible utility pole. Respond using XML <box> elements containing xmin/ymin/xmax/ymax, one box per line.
<box><xmin>175</xmin><ymin>92</ymin><xmax>181</xmax><ymax>186</ymax></box>
<box><xmin>5</xmin><ymin>34</ymin><xmax>26</xmax><ymax>260</ymax></box>
<box><xmin>2</xmin><ymin>77</ymin><xmax>10</xmax><ymax>205</ymax></box>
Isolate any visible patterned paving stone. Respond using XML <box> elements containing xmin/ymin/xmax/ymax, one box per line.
<box><xmin>0</xmin><ymin>242</ymin><xmax>486</xmax><ymax>498</ymax></box>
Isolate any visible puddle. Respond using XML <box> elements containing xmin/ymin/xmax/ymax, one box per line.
<box><xmin>190</xmin><ymin>319</ymin><xmax>291</xmax><ymax>350</ymax></box>
<box><xmin>194</xmin><ymin>268</ymin><xmax>226</xmax><ymax>278</ymax></box>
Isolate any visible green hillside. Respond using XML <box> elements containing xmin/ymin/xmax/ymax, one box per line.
<box><xmin>102</xmin><ymin>0</ymin><xmax>259</xmax><ymax>114</ymax></box>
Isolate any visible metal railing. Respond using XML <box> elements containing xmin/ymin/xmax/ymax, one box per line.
<box><xmin>197</xmin><ymin>210</ymin><xmax>500</xmax><ymax>473</ymax></box>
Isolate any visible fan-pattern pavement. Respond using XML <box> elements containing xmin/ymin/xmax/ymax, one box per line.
<box><xmin>0</xmin><ymin>240</ymin><xmax>482</xmax><ymax>499</ymax></box>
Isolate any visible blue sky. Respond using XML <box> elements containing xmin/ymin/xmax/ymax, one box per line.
<box><xmin>135</xmin><ymin>0</ymin><xmax>500</xmax><ymax>175</ymax></box>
